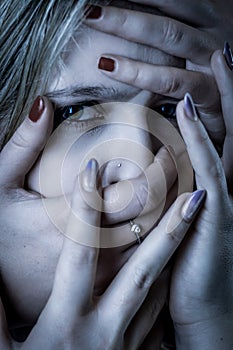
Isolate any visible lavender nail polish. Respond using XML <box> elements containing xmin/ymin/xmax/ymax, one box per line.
<box><xmin>184</xmin><ymin>93</ymin><xmax>198</xmax><ymax>121</ymax></box>
<box><xmin>183</xmin><ymin>190</ymin><xmax>206</xmax><ymax>222</ymax></box>
<box><xmin>223</xmin><ymin>42</ymin><xmax>233</xmax><ymax>71</ymax></box>
<box><xmin>86</xmin><ymin>159</ymin><xmax>96</xmax><ymax>170</ymax></box>
<box><xmin>85</xmin><ymin>159</ymin><xmax>98</xmax><ymax>190</ymax></box>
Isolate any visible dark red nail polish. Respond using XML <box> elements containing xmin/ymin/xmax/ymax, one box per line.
<box><xmin>29</xmin><ymin>96</ymin><xmax>44</xmax><ymax>122</ymax></box>
<box><xmin>98</xmin><ymin>57</ymin><xmax>115</xmax><ymax>72</ymax></box>
<box><xmin>86</xmin><ymin>6</ymin><xmax>102</xmax><ymax>19</ymax></box>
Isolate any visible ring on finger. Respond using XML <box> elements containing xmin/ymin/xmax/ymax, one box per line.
<box><xmin>129</xmin><ymin>220</ymin><xmax>142</xmax><ymax>245</ymax></box>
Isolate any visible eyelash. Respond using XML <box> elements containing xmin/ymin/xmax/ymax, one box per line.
<box><xmin>54</xmin><ymin>100</ymin><xmax>99</xmax><ymax>128</ymax></box>
<box><xmin>54</xmin><ymin>101</ymin><xmax>177</xmax><ymax>128</ymax></box>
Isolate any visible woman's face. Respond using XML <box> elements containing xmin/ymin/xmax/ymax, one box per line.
<box><xmin>2</xmin><ymin>25</ymin><xmax>183</xmax><ymax>329</ymax></box>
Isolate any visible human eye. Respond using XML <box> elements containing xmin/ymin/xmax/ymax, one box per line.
<box><xmin>153</xmin><ymin>103</ymin><xmax>177</xmax><ymax>121</ymax></box>
<box><xmin>54</xmin><ymin>100</ymin><xmax>103</xmax><ymax>128</ymax></box>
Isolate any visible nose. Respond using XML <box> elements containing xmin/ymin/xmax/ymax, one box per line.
<box><xmin>100</xmin><ymin>158</ymin><xmax>143</xmax><ymax>187</ymax></box>
<box><xmin>101</xmin><ymin>95</ymin><xmax>154</xmax><ymax>187</ymax></box>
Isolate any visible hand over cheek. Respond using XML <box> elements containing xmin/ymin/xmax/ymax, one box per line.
<box><xmin>170</xmin><ymin>91</ymin><xmax>233</xmax><ymax>348</ymax></box>
<box><xmin>85</xmin><ymin>3</ymin><xmax>232</xmax><ymax>145</ymax></box>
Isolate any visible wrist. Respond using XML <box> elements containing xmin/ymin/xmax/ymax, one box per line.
<box><xmin>174</xmin><ymin>315</ymin><xmax>233</xmax><ymax>350</ymax></box>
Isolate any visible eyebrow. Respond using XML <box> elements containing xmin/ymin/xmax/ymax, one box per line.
<box><xmin>46</xmin><ymin>85</ymin><xmax>129</xmax><ymax>102</ymax></box>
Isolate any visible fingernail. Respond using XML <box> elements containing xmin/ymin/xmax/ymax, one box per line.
<box><xmin>29</xmin><ymin>96</ymin><xmax>44</xmax><ymax>122</ymax></box>
<box><xmin>98</xmin><ymin>57</ymin><xmax>115</xmax><ymax>72</ymax></box>
<box><xmin>85</xmin><ymin>159</ymin><xmax>98</xmax><ymax>191</ymax></box>
<box><xmin>86</xmin><ymin>5</ymin><xmax>102</xmax><ymax>19</ymax></box>
<box><xmin>182</xmin><ymin>190</ymin><xmax>206</xmax><ymax>222</ymax></box>
<box><xmin>184</xmin><ymin>93</ymin><xmax>198</xmax><ymax>121</ymax></box>
<box><xmin>223</xmin><ymin>42</ymin><xmax>233</xmax><ymax>71</ymax></box>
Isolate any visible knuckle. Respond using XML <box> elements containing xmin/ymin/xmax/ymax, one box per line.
<box><xmin>126</xmin><ymin>64</ymin><xmax>141</xmax><ymax>85</ymax></box>
<box><xmin>196</xmin><ymin>130</ymin><xmax>210</xmax><ymax>145</ymax></box>
<box><xmin>115</xmin><ymin>9</ymin><xmax>128</xmax><ymax>32</ymax></box>
<box><xmin>158</xmin><ymin>74</ymin><xmax>180</xmax><ymax>95</ymax></box>
<box><xmin>148</xmin><ymin>183</ymin><xmax>166</xmax><ymax>208</ymax></box>
<box><xmin>11</xmin><ymin>127</ymin><xmax>41</xmax><ymax>154</ymax></box>
<box><xmin>187</xmin><ymin>131</ymin><xmax>209</xmax><ymax>154</ymax></box>
<box><xmin>166</xmin><ymin>227</ymin><xmax>183</xmax><ymax>244</ymax></box>
<box><xmin>208</xmin><ymin>160</ymin><xmax>224</xmax><ymax>181</ymax></box>
<box><xmin>163</xmin><ymin>19</ymin><xmax>184</xmax><ymax>46</ymax></box>
<box><xmin>74</xmin><ymin>247</ymin><xmax>97</xmax><ymax>267</ymax></box>
<box><xmin>134</xmin><ymin>183</ymin><xmax>148</xmax><ymax>212</ymax></box>
<box><xmin>11</xmin><ymin>129</ymin><xmax>30</xmax><ymax>150</ymax></box>
<box><xmin>133</xmin><ymin>264</ymin><xmax>154</xmax><ymax>290</ymax></box>
<box><xmin>82</xmin><ymin>247</ymin><xmax>97</xmax><ymax>265</ymax></box>
<box><xmin>63</xmin><ymin>246</ymin><xmax>97</xmax><ymax>272</ymax></box>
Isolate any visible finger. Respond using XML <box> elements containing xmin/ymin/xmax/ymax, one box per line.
<box><xmin>48</xmin><ymin>159</ymin><xmax>101</xmax><ymax>317</ymax></box>
<box><xmin>176</xmin><ymin>94</ymin><xmax>228</xmax><ymax>201</ymax></box>
<box><xmin>128</xmin><ymin>0</ymin><xmax>217</xmax><ymax>27</ymax></box>
<box><xmin>0</xmin><ymin>96</ymin><xmax>53</xmax><ymax>187</ymax></box>
<box><xmin>100</xmin><ymin>56</ymin><xmax>223</xmax><ymax>144</ymax></box>
<box><xmin>41</xmin><ymin>148</ymin><xmax>178</xmax><ymax>250</ymax></box>
<box><xmin>99</xmin><ymin>56</ymin><xmax>205</xmax><ymax>99</ymax></box>
<box><xmin>100</xmin><ymin>189</ymin><xmax>205</xmax><ymax>333</ymax></box>
<box><xmin>98</xmin><ymin>56</ymin><xmax>223</xmax><ymax>143</ymax></box>
<box><xmin>85</xmin><ymin>6</ymin><xmax>216</xmax><ymax>65</ymax></box>
<box><xmin>102</xmin><ymin>146</ymin><xmax>177</xmax><ymax>225</ymax></box>
<box><xmin>126</xmin><ymin>268</ymin><xmax>170</xmax><ymax>349</ymax></box>
<box><xmin>0</xmin><ymin>299</ymin><xmax>11</xmax><ymax>350</ymax></box>
<box><xmin>211</xmin><ymin>49</ymin><xmax>233</xmax><ymax>191</ymax></box>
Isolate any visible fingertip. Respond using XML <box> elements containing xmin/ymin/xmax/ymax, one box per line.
<box><xmin>82</xmin><ymin>158</ymin><xmax>99</xmax><ymax>192</ymax></box>
<box><xmin>211</xmin><ymin>46</ymin><xmax>233</xmax><ymax>84</ymax></box>
<box><xmin>175</xmin><ymin>99</ymin><xmax>185</xmax><ymax>124</ymax></box>
<box><xmin>211</xmin><ymin>47</ymin><xmax>233</xmax><ymax>103</ymax></box>
<box><xmin>211</xmin><ymin>49</ymin><xmax>222</xmax><ymax>65</ymax></box>
<box><xmin>176</xmin><ymin>99</ymin><xmax>185</xmax><ymax>113</ymax></box>
<box><xmin>154</xmin><ymin>146</ymin><xmax>176</xmax><ymax>172</ymax></box>
<box><xmin>165</xmin><ymin>191</ymin><xmax>189</xmax><ymax>235</ymax></box>
<box><xmin>27</xmin><ymin>95</ymin><xmax>54</xmax><ymax>134</ymax></box>
<box><xmin>165</xmin><ymin>190</ymin><xmax>205</xmax><ymax>235</ymax></box>
<box><xmin>43</xmin><ymin>95</ymin><xmax>55</xmax><ymax>119</ymax></box>
<box><xmin>0</xmin><ymin>96</ymin><xmax>55</xmax><ymax>186</ymax></box>
<box><xmin>182</xmin><ymin>189</ymin><xmax>206</xmax><ymax>223</ymax></box>
<box><xmin>98</xmin><ymin>55</ymin><xmax>117</xmax><ymax>73</ymax></box>
<box><xmin>211</xmin><ymin>49</ymin><xmax>227</xmax><ymax>76</ymax></box>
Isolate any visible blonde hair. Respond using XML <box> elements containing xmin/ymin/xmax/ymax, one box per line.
<box><xmin>0</xmin><ymin>0</ymin><xmax>91</xmax><ymax>149</ymax></box>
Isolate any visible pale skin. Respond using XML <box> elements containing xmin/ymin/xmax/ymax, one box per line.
<box><xmin>1</xmin><ymin>2</ymin><xmax>233</xmax><ymax>348</ymax></box>
<box><xmin>170</xmin><ymin>51</ymin><xmax>233</xmax><ymax>349</ymax></box>
<box><xmin>85</xmin><ymin>0</ymin><xmax>233</xmax><ymax>145</ymax></box>
<box><xmin>1</xmin><ymin>50</ymin><xmax>233</xmax><ymax>349</ymax></box>
<box><xmin>85</xmin><ymin>3</ymin><xmax>233</xmax><ymax>344</ymax></box>
<box><xmin>83</xmin><ymin>12</ymin><xmax>233</xmax><ymax>346</ymax></box>
<box><xmin>0</xmin><ymin>98</ymin><xmax>204</xmax><ymax>349</ymax></box>
<box><xmin>0</xmin><ymin>27</ymin><xmax>181</xmax><ymax>330</ymax></box>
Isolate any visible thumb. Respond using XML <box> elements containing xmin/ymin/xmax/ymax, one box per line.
<box><xmin>0</xmin><ymin>96</ymin><xmax>53</xmax><ymax>187</ymax></box>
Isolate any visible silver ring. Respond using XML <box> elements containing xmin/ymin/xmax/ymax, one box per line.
<box><xmin>130</xmin><ymin>220</ymin><xmax>142</xmax><ymax>245</ymax></box>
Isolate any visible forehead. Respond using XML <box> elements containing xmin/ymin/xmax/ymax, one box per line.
<box><xmin>47</xmin><ymin>24</ymin><xmax>182</xmax><ymax>103</ymax></box>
